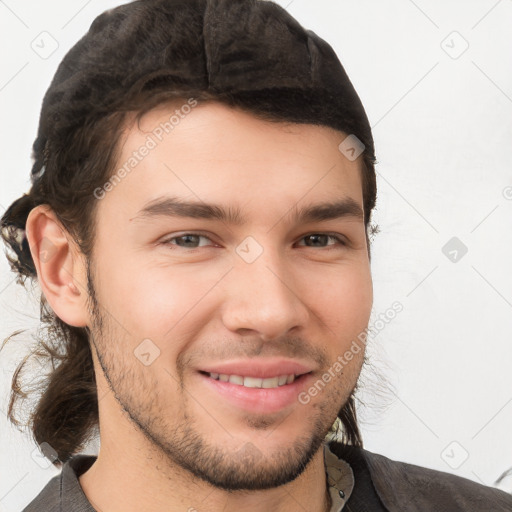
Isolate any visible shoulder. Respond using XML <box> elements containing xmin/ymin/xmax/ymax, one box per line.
<box><xmin>329</xmin><ymin>441</ymin><xmax>512</xmax><ymax>512</ymax></box>
<box><xmin>21</xmin><ymin>473</ymin><xmax>61</xmax><ymax>512</ymax></box>
<box><xmin>22</xmin><ymin>454</ymin><xmax>97</xmax><ymax>512</ymax></box>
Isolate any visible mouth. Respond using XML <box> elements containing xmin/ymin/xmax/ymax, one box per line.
<box><xmin>199</xmin><ymin>371</ymin><xmax>310</xmax><ymax>389</ymax></box>
<box><xmin>197</xmin><ymin>370</ymin><xmax>314</xmax><ymax>414</ymax></box>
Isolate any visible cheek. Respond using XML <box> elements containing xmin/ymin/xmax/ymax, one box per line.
<box><xmin>304</xmin><ymin>263</ymin><xmax>373</xmax><ymax>333</ymax></box>
<box><xmin>98</xmin><ymin>255</ymin><xmax>223</xmax><ymax>337</ymax></box>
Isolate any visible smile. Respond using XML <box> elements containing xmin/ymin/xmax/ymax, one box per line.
<box><xmin>206</xmin><ymin>372</ymin><xmax>298</xmax><ymax>388</ymax></box>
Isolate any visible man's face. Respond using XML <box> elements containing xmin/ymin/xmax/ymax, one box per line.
<box><xmin>86</xmin><ymin>101</ymin><xmax>373</xmax><ymax>490</ymax></box>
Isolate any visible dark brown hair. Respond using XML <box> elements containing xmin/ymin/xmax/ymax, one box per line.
<box><xmin>1</xmin><ymin>0</ymin><xmax>378</xmax><ymax>466</ymax></box>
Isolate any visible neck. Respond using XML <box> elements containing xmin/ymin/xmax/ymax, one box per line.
<box><xmin>79</xmin><ymin>435</ymin><xmax>332</xmax><ymax>512</ymax></box>
<box><xmin>79</xmin><ymin>361</ymin><xmax>333</xmax><ymax>512</ymax></box>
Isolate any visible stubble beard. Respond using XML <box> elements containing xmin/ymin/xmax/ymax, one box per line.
<box><xmin>85</xmin><ymin>262</ymin><xmax>360</xmax><ymax>491</ymax></box>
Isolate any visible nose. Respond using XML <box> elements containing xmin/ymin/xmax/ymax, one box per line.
<box><xmin>220</xmin><ymin>246</ymin><xmax>310</xmax><ymax>341</ymax></box>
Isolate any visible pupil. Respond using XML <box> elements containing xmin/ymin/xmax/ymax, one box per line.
<box><xmin>308</xmin><ymin>234</ymin><xmax>327</xmax><ymax>246</ymax></box>
<box><xmin>181</xmin><ymin>235</ymin><xmax>198</xmax><ymax>247</ymax></box>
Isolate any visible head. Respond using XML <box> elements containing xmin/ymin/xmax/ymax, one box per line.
<box><xmin>1</xmin><ymin>0</ymin><xmax>378</xmax><ymax>486</ymax></box>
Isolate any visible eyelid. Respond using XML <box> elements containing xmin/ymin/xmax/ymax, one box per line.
<box><xmin>295</xmin><ymin>232</ymin><xmax>348</xmax><ymax>247</ymax></box>
<box><xmin>160</xmin><ymin>231</ymin><xmax>217</xmax><ymax>246</ymax></box>
<box><xmin>160</xmin><ymin>231</ymin><xmax>348</xmax><ymax>248</ymax></box>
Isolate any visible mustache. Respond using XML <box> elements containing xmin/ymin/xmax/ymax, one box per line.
<box><xmin>178</xmin><ymin>336</ymin><xmax>330</xmax><ymax>372</ymax></box>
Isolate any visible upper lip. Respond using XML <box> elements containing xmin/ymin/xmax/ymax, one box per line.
<box><xmin>198</xmin><ymin>358</ymin><xmax>314</xmax><ymax>379</ymax></box>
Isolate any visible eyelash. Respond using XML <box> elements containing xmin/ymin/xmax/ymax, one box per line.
<box><xmin>160</xmin><ymin>232</ymin><xmax>347</xmax><ymax>250</ymax></box>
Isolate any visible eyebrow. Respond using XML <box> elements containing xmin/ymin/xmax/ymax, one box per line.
<box><xmin>131</xmin><ymin>196</ymin><xmax>364</xmax><ymax>225</ymax></box>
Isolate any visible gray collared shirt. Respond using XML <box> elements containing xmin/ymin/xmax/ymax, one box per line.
<box><xmin>24</xmin><ymin>440</ymin><xmax>512</xmax><ymax>511</ymax></box>
<box><xmin>22</xmin><ymin>441</ymin><xmax>355</xmax><ymax>512</ymax></box>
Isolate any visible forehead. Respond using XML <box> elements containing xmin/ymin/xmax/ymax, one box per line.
<box><xmin>103</xmin><ymin>100</ymin><xmax>365</xmax><ymax>222</ymax></box>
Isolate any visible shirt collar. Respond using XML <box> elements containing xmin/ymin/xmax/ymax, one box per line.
<box><xmin>324</xmin><ymin>441</ymin><xmax>355</xmax><ymax>511</ymax></box>
<box><xmin>64</xmin><ymin>442</ymin><xmax>354</xmax><ymax>512</ymax></box>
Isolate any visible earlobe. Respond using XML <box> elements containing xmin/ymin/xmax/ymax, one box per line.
<box><xmin>25</xmin><ymin>205</ymin><xmax>90</xmax><ymax>327</ymax></box>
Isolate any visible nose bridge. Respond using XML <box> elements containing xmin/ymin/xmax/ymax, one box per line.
<box><xmin>221</xmin><ymin>241</ymin><xmax>308</xmax><ymax>339</ymax></box>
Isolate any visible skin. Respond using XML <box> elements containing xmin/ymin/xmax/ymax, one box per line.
<box><xmin>26</xmin><ymin>101</ymin><xmax>373</xmax><ymax>512</ymax></box>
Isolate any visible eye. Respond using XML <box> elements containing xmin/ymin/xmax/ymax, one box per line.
<box><xmin>296</xmin><ymin>233</ymin><xmax>347</xmax><ymax>249</ymax></box>
<box><xmin>161</xmin><ymin>233</ymin><xmax>215</xmax><ymax>249</ymax></box>
<box><xmin>160</xmin><ymin>232</ymin><xmax>347</xmax><ymax>251</ymax></box>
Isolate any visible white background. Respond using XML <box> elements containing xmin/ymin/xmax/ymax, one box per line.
<box><xmin>1</xmin><ymin>0</ymin><xmax>512</xmax><ymax>510</ymax></box>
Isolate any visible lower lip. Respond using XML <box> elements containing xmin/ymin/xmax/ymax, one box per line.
<box><xmin>198</xmin><ymin>372</ymin><xmax>313</xmax><ymax>414</ymax></box>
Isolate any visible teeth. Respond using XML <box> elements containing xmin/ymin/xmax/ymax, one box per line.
<box><xmin>228</xmin><ymin>375</ymin><xmax>244</xmax><ymax>385</ymax></box>
<box><xmin>208</xmin><ymin>373</ymin><xmax>297</xmax><ymax>388</ymax></box>
<box><xmin>262</xmin><ymin>376</ymin><xmax>279</xmax><ymax>388</ymax></box>
<box><xmin>243</xmin><ymin>376</ymin><xmax>263</xmax><ymax>388</ymax></box>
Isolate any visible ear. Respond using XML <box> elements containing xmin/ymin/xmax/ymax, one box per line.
<box><xmin>25</xmin><ymin>205</ymin><xmax>90</xmax><ymax>327</ymax></box>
